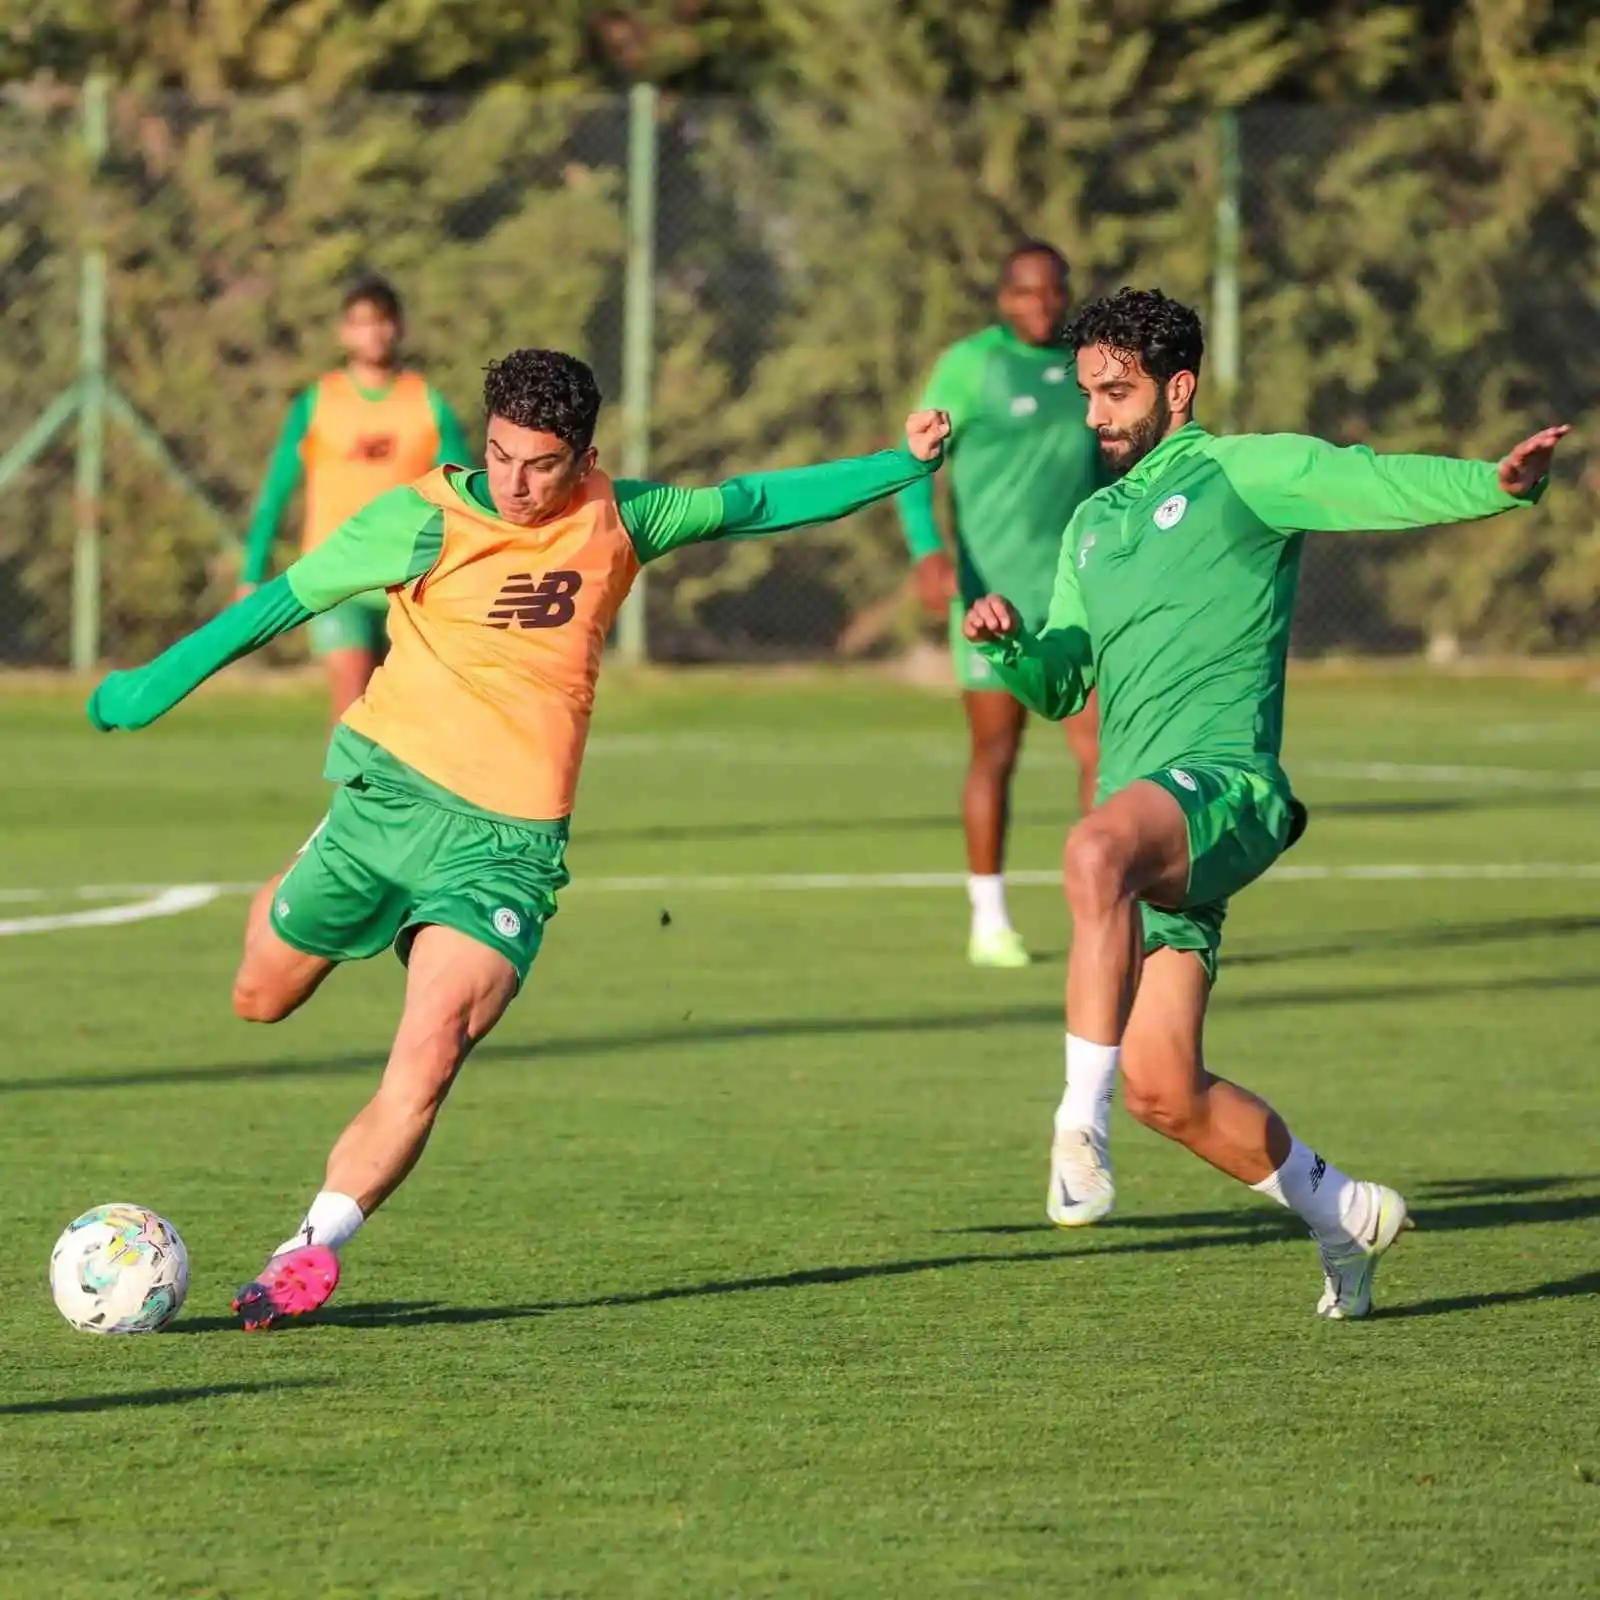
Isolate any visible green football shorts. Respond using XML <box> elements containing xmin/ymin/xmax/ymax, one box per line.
<box><xmin>1136</xmin><ymin>762</ymin><xmax>1303</xmax><ymax>983</ymax></box>
<box><xmin>269</xmin><ymin>777</ymin><xmax>569</xmax><ymax>987</ymax></box>
<box><xmin>948</xmin><ymin>599</ymin><xmax>1006</xmax><ymax>693</ymax></box>
<box><xmin>307</xmin><ymin>590</ymin><xmax>388</xmax><ymax>659</ymax></box>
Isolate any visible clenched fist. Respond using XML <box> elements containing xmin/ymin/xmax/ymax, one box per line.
<box><xmin>904</xmin><ymin>409</ymin><xmax>952</xmax><ymax>463</ymax></box>
<box><xmin>962</xmin><ymin>594</ymin><xmax>1022</xmax><ymax>643</ymax></box>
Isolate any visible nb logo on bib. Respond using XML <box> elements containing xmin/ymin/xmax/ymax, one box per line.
<box><xmin>1153</xmin><ymin>494</ymin><xmax>1188</xmax><ymax>530</ymax></box>
<box><xmin>1009</xmin><ymin>395</ymin><xmax>1039</xmax><ymax>417</ymax></box>
<box><xmin>488</xmin><ymin>571</ymin><xmax>583</xmax><ymax>630</ymax></box>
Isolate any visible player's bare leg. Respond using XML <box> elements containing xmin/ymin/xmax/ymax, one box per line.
<box><xmin>1047</xmin><ymin>780</ymin><xmax>1186</xmax><ymax>1224</ymax></box>
<box><xmin>1064</xmin><ymin>686</ymin><xmax>1099</xmax><ymax>819</ymax></box>
<box><xmin>322</xmin><ymin>927</ymin><xmax>518</xmax><ymax>1214</ymax></box>
<box><xmin>323</xmin><ymin>646</ymin><xmax>379</xmax><ymax>725</ymax></box>
<box><xmin>1119</xmin><ymin>947</ymin><xmax>1288</xmax><ymax>1183</ymax></box>
<box><xmin>962</xmin><ymin>689</ymin><xmax>1030</xmax><ymax>966</ymax></box>
<box><xmin>232</xmin><ymin>873</ymin><xmax>335</xmax><ymax>1024</ymax></box>
<box><xmin>234</xmin><ymin>926</ymin><xmax>519</xmax><ymax>1329</ymax></box>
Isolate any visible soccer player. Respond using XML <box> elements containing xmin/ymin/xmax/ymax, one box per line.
<box><xmin>898</xmin><ymin>242</ymin><xmax>1104</xmax><ymax>968</ymax></box>
<box><xmin>964</xmin><ymin>288</ymin><xmax>1564</xmax><ymax>1317</ymax></box>
<box><xmin>89</xmin><ymin>349</ymin><xmax>951</xmax><ymax>1330</ymax></box>
<box><xmin>237</xmin><ymin>276</ymin><xmax>473</xmax><ymax>721</ymax></box>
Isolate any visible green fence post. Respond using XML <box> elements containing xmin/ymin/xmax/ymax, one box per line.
<box><xmin>1211</xmin><ymin>109</ymin><xmax>1241</xmax><ymax>436</ymax></box>
<box><xmin>71</xmin><ymin>76</ymin><xmax>110</xmax><ymax>673</ymax></box>
<box><xmin>615</xmin><ymin>82</ymin><xmax>659</xmax><ymax>667</ymax></box>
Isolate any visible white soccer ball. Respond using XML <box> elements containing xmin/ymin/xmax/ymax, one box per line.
<box><xmin>49</xmin><ymin>1203</ymin><xmax>189</xmax><ymax>1334</ymax></box>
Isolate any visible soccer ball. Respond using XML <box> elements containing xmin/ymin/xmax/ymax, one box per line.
<box><xmin>49</xmin><ymin>1203</ymin><xmax>189</xmax><ymax>1334</ymax></box>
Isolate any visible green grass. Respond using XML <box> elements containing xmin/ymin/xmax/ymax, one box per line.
<box><xmin>1</xmin><ymin>671</ymin><xmax>1597</xmax><ymax>1597</ymax></box>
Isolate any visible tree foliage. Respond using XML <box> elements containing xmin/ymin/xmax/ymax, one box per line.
<box><xmin>0</xmin><ymin>0</ymin><xmax>1593</xmax><ymax>660</ymax></box>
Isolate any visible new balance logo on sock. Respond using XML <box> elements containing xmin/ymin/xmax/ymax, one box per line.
<box><xmin>1309</xmin><ymin>1155</ymin><xmax>1328</xmax><ymax>1192</ymax></box>
<box><xmin>488</xmin><ymin>571</ymin><xmax>583</xmax><ymax>629</ymax></box>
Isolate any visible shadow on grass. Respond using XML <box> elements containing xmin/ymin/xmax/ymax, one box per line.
<box><xmin>0</xmin><ymin>1378</ymin><xmax>332</xmax><ymax>1416</ymax></box>
<box><xmin>1374</xmin><ymin>1269</ymin><xmax>1600</xmax><ymax>1321</ymax></box>
<box><xmin>8</xmin><ymin>962</ymin><xmax>1600</xmax><ymax>1097</ymax></box>
<box><xmin>161</xmin><ymin>1176</ymin><xmax>1600</xmax><ymax>1336</ymax></box>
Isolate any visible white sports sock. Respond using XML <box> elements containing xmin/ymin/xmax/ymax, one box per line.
<box><xmin>1251</xmin><ymin>1136</ymin><xmax>1369</xmax><ymax>1243</ymax></box>
<box><xmin>275</xmin><ymin>1191</ymin><xmax>365</xmax><ymax>1258</ymax></box>
<box><xmin>1056</xmin><ymin>1033</ymin><xmax>1119</xmax><ymax>1140</ymax></box>
<box><xmin>967</xmin><ymin>874</ymin><xmax>1011</xmax><ymax>939</ymax></box>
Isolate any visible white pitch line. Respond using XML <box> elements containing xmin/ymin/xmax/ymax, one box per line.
<box><xmin>0</xmin><ymin>885</ymin><xmax>221</xmax><ymax>938</ymax></box>
<box><xmin>1298</xmin><ymin>760</ymin><xmax>1600</xmax><ymax>789</ymax></box>
<box><xmin>0</xmin><ymin>863</ymin><xmax>1598</xmax><ymax>929</ymax></box>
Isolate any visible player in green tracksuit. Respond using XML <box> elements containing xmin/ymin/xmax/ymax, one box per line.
<box><xmin>898</xmin><ymin>243</ymin><xmax>1104</xmax><ymax>968</ymax></box>
<box><xmin>964</xmin><ymin>288</ymin><xmax>1566</xmax><ymax>1317</ymax></box>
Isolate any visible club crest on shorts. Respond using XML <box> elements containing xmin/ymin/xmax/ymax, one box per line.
<box><xmin>1168</xmin><ymin>769</ymin><xmax>1198</xmax><ymax>791</ymax></box>
<box><xmin>493</xmin><ymin>907</ymin><xmax>522</xmax><ymax>939</ymax></box>
<box><xmin>1153</xmin><ymin>494</ymin><xmax>1188</xmax><ymax>530</ymax></box>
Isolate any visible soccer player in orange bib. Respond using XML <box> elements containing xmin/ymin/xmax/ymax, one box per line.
<box><xmin>90</xmin><ymin>349</ymin><xmax>951</xmax><ymax>1329</ymax></box>
<box><xmin>237</xmin><ymin>276</ymin><xmax>473</xmax><ymax>721</ymax></box>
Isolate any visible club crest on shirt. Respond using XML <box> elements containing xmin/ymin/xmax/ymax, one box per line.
<box><xmin>1153</xmin><ymin>494</ymin><xmax>1188</xmax><ymax>530</ymax></box>
<box><xmin>1043</xmin><ymin>366</ymin><xmax>1067</xmax><ymax>384</ymax></box>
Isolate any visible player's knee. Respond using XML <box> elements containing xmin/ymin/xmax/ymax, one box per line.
<box><xmin>1063</xmin><ymin>820</ymin><xmax>1130</xmax><ymax>913</ymax></box>
<box><xmin>969</xmin><ymin>728</ymin><xmax>1020</xmax><ymax>779</ymax></box>
<box><xmin>231</xmin><ymin>975</ymin><xmax>295</xmax><ymax>1025</ymax></box>
<box><xmin>1121</xmin><ymin>1071</ymin><xmax>1203</xmax><ymax>1145</ymax></box>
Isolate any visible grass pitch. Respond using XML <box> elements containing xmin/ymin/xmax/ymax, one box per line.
<box><xmin>0</xmin><ymin>671</ymin><xmax>1596</xmax><ymax>1597</ymax></box>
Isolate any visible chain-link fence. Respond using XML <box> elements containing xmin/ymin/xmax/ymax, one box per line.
<box><xmin>0</xmin><ymin>85</ymin><xmax>1594</xmax><ymax>668</ymax></box>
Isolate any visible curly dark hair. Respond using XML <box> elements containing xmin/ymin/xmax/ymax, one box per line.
<box><xmin>1066</xmin><ymin>288</ymin><xmax>1203</xmax><ymax>383</ymax></box>
<box><xmin>482</xmin><ymin>349</ymin><xmax>603</xmax><ymax>454</ymax></box>
<box><xmin>342</xmin><ymin>274</ymin><xmax>403</xmax><ymax>322</ymax></box>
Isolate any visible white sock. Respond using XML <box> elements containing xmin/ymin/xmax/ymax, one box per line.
<box><xmin>967</xmin><ymin>874</ymin><xmax>1011</xmax><ymax>938</ymax></box>
<box><xmin>1251</xmin><ymin>1136</ymin><xmax>1369</xmax><ymax>1242</ymax></box>
<box><xmin>1056</xmin><ymin>1033</ymin><xmax>1119</xmax><ymax>1140</ymax></box>
<box><xmin>275</xmin><ymin>1191</ymin><xmax>365</xmax><ymax>1257</ymax></box>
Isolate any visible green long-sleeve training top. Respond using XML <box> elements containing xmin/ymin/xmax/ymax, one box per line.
<box><xmin>976</xmin><ymin>423</ymin><xmax>1545</xmax><ymax>793</ymax></box>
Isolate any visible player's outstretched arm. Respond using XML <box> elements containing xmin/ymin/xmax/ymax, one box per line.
<box><xmin>1209</xmin><ymin>426</ymin><xmax>1567</xmax><ymax>535</ymax></box>
<box><xmin>237</xmin><ymin>389</ymin><xmax>313</xmax><ymax>593</ymax></box>
<box><xmin>89</xmin><ymin>487</ymin><xmax>444</xmax><ymax>733</ymax></box>
<box><xmin>964</xmin><ymin>534</ymin><xmax>1096</xmax><ymax>722</ymax></box>
<box><xmin>617</xmin><ymin>411</ymin><xmax>951</xmax><ymax>563</ymax></box>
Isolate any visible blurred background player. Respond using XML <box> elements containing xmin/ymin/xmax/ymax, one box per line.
<box><xmin>236</xmin><ymin>276</ymin><xmax>473</xmax><ymax>721</ymax></box>
<box><xmin>897</xmin><ymin>241</ymin><xmax>1103</xmax><ymax>969</ymax></box>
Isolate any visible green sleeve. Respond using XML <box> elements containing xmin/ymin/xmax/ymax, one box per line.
<box><xmin>240</xmin><ymin>389</ymin><xmax>314</xmax><ymax>585</ymax></box>
<box><xmin>1207</xmin><ymin>432</ymin><xmax>1543</xmax><ymax>535</ymax></box>
<box><xmin>972</xmin><ymin>510</ymin><xmax>1096</xmax><ymax>721</ymax></box>
<box><xmin>87</xmin><ymin>488</ymin><xmax>444</xmax><ymax>734</ymax></box>
<box><xmin>895</xmin><ymin>339</ymin><xmax>986</xmax><ymax>562</ymax></box>
<box><xmin>284</xmin><ymin>486</ymin><xmax>444</xmax><ymax>610</ymax></box>
<box><xmin>429</xmin><ymin>386</ymin><xmax>475</xmax><ymax>467</ymax></box>
<box><xmin>88</xmin><ymin>576</ymin><xmax>313</xmax><ymax>732</ymax></box>
<box><xmin>616</xmin><ymin>445</ymin><xmax>939</xmax><ymax>565</ymax></box>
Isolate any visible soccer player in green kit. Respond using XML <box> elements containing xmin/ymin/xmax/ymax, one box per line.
<box><xmin>965</xmin><ymin>288</ymin><xmax>1566</xmax><ymax>1317</ymax></box>
<box><xmin>899</xmin><ymin>243</ymin><xmax>1103</xmax><ymax>968</ymax></box>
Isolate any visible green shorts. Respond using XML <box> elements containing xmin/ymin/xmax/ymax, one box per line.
<box><xmin>1135</xmin><ymin>762</ymin><xmax>1302</xmax><ymax>982</ymax></box>
<box><xmin>270</xmin><ymin>778</ymin><xmax>569</xmax><ymax>987</ymax></box>
<box><xmin>948</xmin><ymin>599</ymin><xmax>1007</xmax><ymax>693</ymax></box>
<box><xmin>307</xmin><ymin>591</ymin><xmax>388</xmax><ymax>659</ymax></box>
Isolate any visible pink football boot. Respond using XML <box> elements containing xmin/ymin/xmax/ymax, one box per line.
<box><xmin>232</xmin><ymin>1245</ymin><xmax>341</xmax><ymax>1331</ymax></box>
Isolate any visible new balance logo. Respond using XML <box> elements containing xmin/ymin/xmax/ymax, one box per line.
<box><xmin>350</xmin><ymin>433</ymin><xmax>396</xmax><ymax>462</ymax></box>
<box><xmin>488</xmin><ymin>571</ymin><xmax>583</xmax><ymax>629</ymax></box>
<box><xmin>1308</xmin><ymin>1155</ymin><xmax>1328</xmax><ymax>1192</ymax></box>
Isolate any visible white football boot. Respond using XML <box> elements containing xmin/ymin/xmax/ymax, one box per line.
<box><xmin>1047</xmin><ymin>1126</ymin><xmax>1116</xmax><ymax>1227</ymax></box>
<box><xmin>1315</xmin><ymin>1183</ymin><xmax>1412</xmax><ymax>1320</ymax></box>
